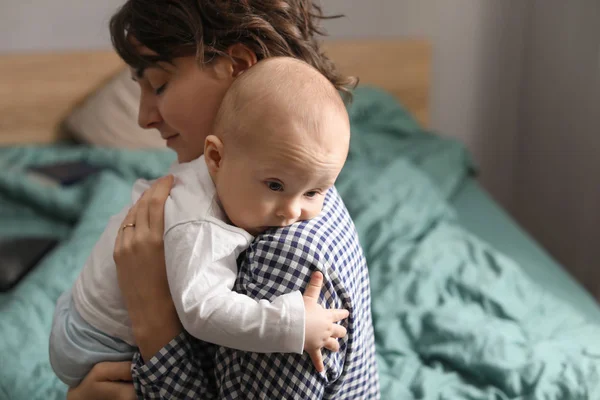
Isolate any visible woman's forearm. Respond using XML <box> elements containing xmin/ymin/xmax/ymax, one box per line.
<box><xmin>129</xmin><ymin>295</ymin><xmax>183</xmax><ymax>361</ymax></box>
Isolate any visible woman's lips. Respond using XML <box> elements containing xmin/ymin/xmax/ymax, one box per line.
<box><xmin>164</xmin><ymin>134</ymin><xmax>180</xmax><ymax>146</ymax></box>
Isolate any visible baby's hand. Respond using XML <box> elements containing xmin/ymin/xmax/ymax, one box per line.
<box><xmin>302</xmin><ymin>271</ymin><xmax>349</xmax><ymax>373</ymax></box>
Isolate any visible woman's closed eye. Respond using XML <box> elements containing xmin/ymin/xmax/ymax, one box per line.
<box><xmin>146</xmin><ymin>70</ymin><xmax>170</xmax><ymax>96</ymax></box>
<box><xmin>153</xmin><ymin>83</ymin><xmax>167</xmax><ymax>95</ymax></box>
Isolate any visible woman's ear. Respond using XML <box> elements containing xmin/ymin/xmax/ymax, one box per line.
<box><xmin>226</xmin><ymin>44</ymin><xmax>258</xmax><ymax>77</ymax></box>
<box><xmin>204</xmin><ymin>135</ymin><xmax>224</xmax><ymax>177</ymax></box>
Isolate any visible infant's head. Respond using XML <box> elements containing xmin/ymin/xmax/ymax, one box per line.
<box><xmin>204</xmin><ymin>57</ymin><xmax>350</xmax><ymax>235</ymax></box>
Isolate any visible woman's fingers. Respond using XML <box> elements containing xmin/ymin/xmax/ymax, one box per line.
<box><xmin>132</xmin><ymin>176</ymin><xmax>172</xmax><ymax>242</ymax></box>
<box><xmin>134</xmin><ymin>187</ymin><xmax>153</xmax><ymax>235</ymax></box>
<box><xmin>115</xmin><ymin>175</ymin><xmax>173</xmax><ymax>255</ymax></box>
<box><xmin>67</xmin><ymin>362</ymin><xmax>136</xmax><ymax>400</ymax></box>
<box><xmin>123</xmin><ymin>200</ymin><xmax>138</xmax><ymax>226</ymax></box>
<box><xmin>91</xmin><ymin>361</ymin><xmax>133</xmax><ymax>382</ymax></box>
<box><xmin>68</xmin><ymin>381</ymin><xmax>135</xmax><ymax>400</ymax></box>
<box><xmin>147</xmin><ymin>175</ymin><xmax>173</xmax><ymax>233</ymax></box>
<box><xmin>114</xmin><ymin>202</ymin><xmax>139</xmax><ymax>260</ymax></box>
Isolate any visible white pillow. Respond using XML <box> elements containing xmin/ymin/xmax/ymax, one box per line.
<box><xmin>64</xmin><ymin>68</ymin><xmax>166</xmax><ymax>149</ymax></box>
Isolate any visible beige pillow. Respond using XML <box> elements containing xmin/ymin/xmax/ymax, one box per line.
<box><xmin>63</xmin><ymin>68</ymin><xmax>166</xmax><ymax>149</ymax></box>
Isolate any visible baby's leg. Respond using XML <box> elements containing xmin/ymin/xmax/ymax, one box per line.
<box><xmin>49</xmin><ymin>289</ymin><xmax>136</xmax><ymax>387</ymax></box>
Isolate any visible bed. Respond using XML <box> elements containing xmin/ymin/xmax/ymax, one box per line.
<box><xmin>1</xmin><ymin>39</ymin><xmax>600</xmax><ymax>399</ymax></box>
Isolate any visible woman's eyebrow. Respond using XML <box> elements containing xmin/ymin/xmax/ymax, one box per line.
<box><xmin>134</xmin><ymin>63</ymin><xmax>171</xmax><ymax>79</ymax></box>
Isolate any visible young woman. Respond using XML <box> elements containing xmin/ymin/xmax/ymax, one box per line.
<box><xmin>68</xmin><ymin>1</ymin><xmax>379</xmax><ymax>399</ymax></box>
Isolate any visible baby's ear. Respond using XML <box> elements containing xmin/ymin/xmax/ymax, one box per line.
<box><xmin>204</xmin><ymin>135</ymin><xmax>224</xmax><ymax>175</ymax></box>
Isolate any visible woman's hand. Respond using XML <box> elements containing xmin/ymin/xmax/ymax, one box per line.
<box><xmin>113</xmin><ymin>175</ymin><xmax>182</xmax><ymax>361</ymax></box>
<box><xmin>66</xmin><ymin>362</ymin><xmax>135</xmax><ymax>400</ymax></box>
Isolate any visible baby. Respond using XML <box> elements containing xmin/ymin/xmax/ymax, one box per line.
<box><xmin>49</xmin><ymin>57</ymin><xmax>352</xmax><ymax>387</ymax></box>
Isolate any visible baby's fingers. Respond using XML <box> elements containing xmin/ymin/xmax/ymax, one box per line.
<box><xmin>331</xmin><ymin>324</ymin><xmax>347</xmax><ymax>339</ymax></box>
<box><xmin>308</xmin><ymin>349</ymin><xmax>325</xmax><ymax>373</ymax></box>
<box><xmin>323</xmin><ymin>337</ymin><xmax>340</xmax><ymax>353</ymax></box>
<box><xmin>303</xmin><ymin>271</ymin><xmax>324</xmax><ymax>304</ymax></box>
<box><xmin>329</xmin><ymin>308</ymin><xmax>349</xmax><ymax>324</ymax></box>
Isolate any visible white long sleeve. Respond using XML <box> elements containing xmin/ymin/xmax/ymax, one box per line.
<box><xmin>164</xmin><ymin>219</ymin><xmax>305</xmax><ymax>354</ymax></box>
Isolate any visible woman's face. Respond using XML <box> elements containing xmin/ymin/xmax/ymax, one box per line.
<box><xmin>132</xmin><ymin>50</ymin><xmax>235</xmax><ymax>163</ymax></box>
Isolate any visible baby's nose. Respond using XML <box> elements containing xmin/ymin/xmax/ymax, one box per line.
<box><xmin>276</xmin><ymin>201</ymin><xmax>302</xmax><ymax>224</ymax></box>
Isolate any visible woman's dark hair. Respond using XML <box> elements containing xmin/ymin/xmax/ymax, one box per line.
<box><xmin>109</xmin><ymin>0</ymin><xmax>357</xmax><ymax>99</ymax></box>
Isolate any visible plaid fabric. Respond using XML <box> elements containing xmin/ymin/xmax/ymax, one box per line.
<box><xmin>132</xmin><ymin>187</ymin><xmax>380</xmax><ymax>399</ymax></box>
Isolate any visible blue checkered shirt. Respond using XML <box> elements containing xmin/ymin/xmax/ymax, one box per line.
<box><xmin>131</xmin><ymin>187</ymin><xmax>380</xmax><ymax>399</ymax></box>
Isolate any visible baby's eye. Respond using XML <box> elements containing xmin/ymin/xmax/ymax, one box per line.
<box><xmin>266</xmin><ymin>181</ymin><xmax>283</xmax><ymax>192</ymax></box>
<box><xmin>305</xmin><ymin>191</ymin><xmax>319</xmax><ymax>198</ymax></box>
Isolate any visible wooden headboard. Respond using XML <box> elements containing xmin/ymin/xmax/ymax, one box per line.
<box><xmin>0</xmin><ymin>39</ymin><xmax>430</xmax><ymax>145</ymax></box>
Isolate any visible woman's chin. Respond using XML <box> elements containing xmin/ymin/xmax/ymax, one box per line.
<box><xmin>166</xmin><ymin>134</ymin><xmax>180</xmax><ymax>149</ymax></box>
<box><xmin>175</xmin><ymin>149</ymin><xmax>204</xmax><ymax>164</ymax></box>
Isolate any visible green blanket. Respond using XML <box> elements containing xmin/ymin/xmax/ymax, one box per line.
<box><xmin>1</xmin><ymin>87</ymin><xmax>599</xmax><ymax>399</ymax></box>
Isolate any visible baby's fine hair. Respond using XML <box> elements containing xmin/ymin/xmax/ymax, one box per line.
<box><xmin>212</xmin><ymin>57</ymin><xmax>348</xmax><ymax>143</ymax></box>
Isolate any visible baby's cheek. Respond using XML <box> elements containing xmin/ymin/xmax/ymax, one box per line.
<box><xmin>304</xmin><ymin>202</ymin><xmax>324</xmax><ymax>220</ymax></box>
<box><xmin>245</xmin><ymin>201</ymin><xmax>269</xmax><ymax>224</ymax></box>
<box><xmin>258</xmin><ymin>203</ymin><xmax>274</xmax><ymax>222</ymax></box>
<box><xmin>316</xmin><ymin>200</ymin><xmax>327</xmax><ymax>215</ymax></box>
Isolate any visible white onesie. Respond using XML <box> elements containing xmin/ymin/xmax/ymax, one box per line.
<box><xmin>71</xmin><ymin>156</ymin><xmax>305</xmax><ymax>353</ymax></box>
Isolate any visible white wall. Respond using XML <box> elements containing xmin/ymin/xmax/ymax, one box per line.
<box><xmin>515</xmin><ymin>0</ymin><xmax>600</xmax><ymax>294</ymax></box>
<box><xmin>0</xmin><ymin>0</ymin><xmax>123</xmax><ymax>52</ymax></box>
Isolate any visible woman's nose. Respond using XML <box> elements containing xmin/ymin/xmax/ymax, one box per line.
<box><xmin>137</xmin><ymin>91</ymin><xmax>162</xmax><ymax>129</ymax></box>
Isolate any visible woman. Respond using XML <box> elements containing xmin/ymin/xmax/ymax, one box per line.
<box><xmin>68</xmin><ymin>1</ymin><xmax>379</xmax><ymax>399</ymax></box>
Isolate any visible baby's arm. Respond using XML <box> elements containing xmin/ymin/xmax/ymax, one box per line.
<box><xmin>164</xmin><ymin>222</ymin><xmax>347</xmax><ymax>356</ymax></box>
